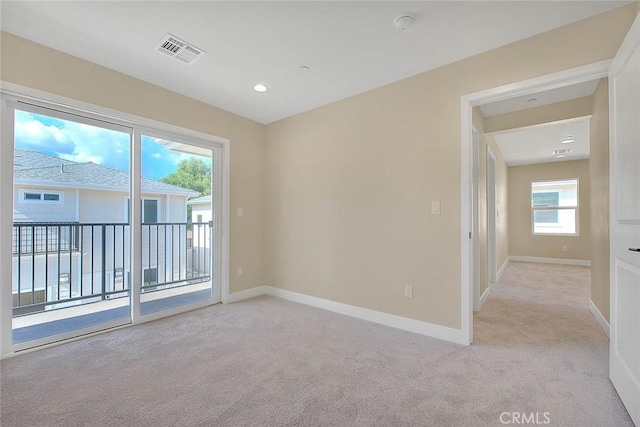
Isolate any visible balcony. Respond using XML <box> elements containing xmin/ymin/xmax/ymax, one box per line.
<box><xmin>12</xmin><ymin>221</ymin><xmax>213</xmax><ymax>344</ymax></box>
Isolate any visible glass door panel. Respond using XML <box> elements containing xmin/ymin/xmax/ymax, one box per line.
<box><xmin>12</xmin><ymin>105</ymin><xmax>132</xmax><ymax>347</ymax></box>
<box><xmin>139</xmin><ymin>135</ymin><xmax>213</xmax><ymax>315</ymax></box>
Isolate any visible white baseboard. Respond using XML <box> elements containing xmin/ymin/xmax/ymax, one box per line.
<box><xmin>496</xmin><ymin>258</ymin><xmax>510</xmax><ymax>281</ymax></box>
<box><xmin>226</xmin><ymin>285</ymin><xmax>467</xmax><ymax>346</ymax></box>
<box><xmin>479</xmin><ymin>287</ymin><xmax>491</xmax><ymax>310</ymax></box>
<box><xmin>588</xmin><ymin>300</ymin><xmax>610</xmax><ymax>338</ymax></box>
<box><xmin>226</xmin><ymin>286</ymin><xmax>268</xmax><ymax>303</ymax></box>
<box><xmin>509</xmin><ymin>255</ymin><xmax>591</xmax><ymax>267</ymax></box>
<box><xmin>264</xmin><ymin>287</ymin><xmax>468</xmax><ymax>345</ymax></box>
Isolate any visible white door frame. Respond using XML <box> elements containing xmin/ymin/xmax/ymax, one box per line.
<box><xmin>460</xmin><ymin>60</ymin><xmax>611</xmax><ymax>345</ymax></box>
<box><xmin>487</xmin><ymin>146</ymin><xmax>497</xmax><ymax>285</ymax></box>
<box><xmin>472</xmin><ymin>127</ymin><xmax>481</xmax><ymax>311</ymax></box>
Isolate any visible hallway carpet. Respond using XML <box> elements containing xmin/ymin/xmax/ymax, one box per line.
<box><xmin>0</xmin><ymin>262</ymin><xmax>632</xmax><ymax>426</ymax></box>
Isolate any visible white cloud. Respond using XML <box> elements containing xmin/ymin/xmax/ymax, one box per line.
<box><xmin>59</xmin><ymin>152</ymin><xmax>104</xmax><ymax>165</ymax></box>
<box><xmin>14</xmin><ymin>111</ymin><xmax>130</xmax><ymax>171</ymax></box>
<box><xmin>15</xmin><ymin>117</ymin><xmax>73</xmax><ymax>152</ymax></box>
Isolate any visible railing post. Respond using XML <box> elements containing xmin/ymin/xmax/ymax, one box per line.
<box><xmin>101</xmin><ymin>224</ymin><xmax>107</xmax><ymax>300</ymax></box>
<box><xmin>31</xmin><ymin>225</ymin><xmax>36</xmax><ymax>305</ymax></box>
<box><xmin>209</xmin><ymin>220</ymin><xmax>214</xmax><ymax>276</ymax></box>
<box><xmin>16</xmin><ymin>225</ymin><xmax>21</xmax><ymax>308</ymax></box>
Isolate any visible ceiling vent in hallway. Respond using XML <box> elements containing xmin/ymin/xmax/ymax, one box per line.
<box><xmin>155</xmin><ymin>33</ymin><xmax>205</xmax><ymax>64</ymax></box>
<box><xmin>552</xmin><ymin>148</ymin><xmax>574</xmax><ymax>156</ymax></box>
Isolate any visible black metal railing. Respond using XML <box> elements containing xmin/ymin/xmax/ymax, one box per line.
<box><xmin>13</xmin><ymin>222</ymin><xmax>80</xmax><ymax>254</ymax></box>
<box><xmin>139</xmin><ymin>222</ymin><xmax>212</xmax><ymax>292</ymax></box>
<box><xmin>12</xmin><ymin>221</ymin><xmax>212</xmax><ymax>315</ymax></box>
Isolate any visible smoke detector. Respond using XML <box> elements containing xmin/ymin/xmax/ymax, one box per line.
<box><xmin>155</xmin><ymin>33</ymin><xmax>205</xmax><ymax>64</ymax></box>
<box><xmin>394</xmin><ymin>14</ymin><xmax>414</xmax><ymax>31</ymax></box>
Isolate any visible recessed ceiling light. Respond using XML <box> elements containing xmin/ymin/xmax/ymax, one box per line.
<box><xmin>561</xmin><ymin>136</ymin><xmax>575</xmax><ymax>144</ymax></box>
<box><xmin>253</xmin><ymin>83</ymin><xmax>268</xmax><ymax>93</ymax></box>
<box><xmin>526</xmin><ymin>97</ymin><xmax>539</xmax><ymax>103</ymax></box>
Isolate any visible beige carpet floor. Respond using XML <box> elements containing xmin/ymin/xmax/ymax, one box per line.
<box><xmin>0</xmin><ymin>261</ymin><xmax>633</xmax><ymax>426</ymax></box>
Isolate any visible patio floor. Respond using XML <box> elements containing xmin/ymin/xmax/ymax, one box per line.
<box><xmin>13</xmin><ymin>283</ymin><xmax>212</xmax><ymax>344</ymax></box>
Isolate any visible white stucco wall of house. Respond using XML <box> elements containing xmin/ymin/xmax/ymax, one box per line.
<box><xmin>13</xmin><ymin>186</ymin><xmax>77</xmax><ymax>223</ymax></box>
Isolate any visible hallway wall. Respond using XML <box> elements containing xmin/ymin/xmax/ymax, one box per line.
<box><xmin>508</xmin><ymin>160</ymin><xmax>591</xmax><ymax>261</ymax></box>
<box><xmin>484</xmin><ymin>97</ymin><xmax>593</xmax><ymax>134</ymax></box>
<box><xmin>264</xmin><ymin>6</ymin><xmax>634</xmax><ymax>329</ymax></box>
<box><xmin>473</xmin><ymin>108</ymin><xmax>509</xmax><ymax>297</ymax></box>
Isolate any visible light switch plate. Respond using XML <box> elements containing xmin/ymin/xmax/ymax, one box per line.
<box><xmin>431</xmin><ymin>201</ymin><xmax>441</xmax><ymax>215</ymax></box>
<box><xmin>404</xmin><ymin>284</ymin><xmax>413</xmax><ymax>299</ymax></box>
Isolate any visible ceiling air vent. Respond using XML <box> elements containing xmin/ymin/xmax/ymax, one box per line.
<box><xmin>552</xmin><ymin>148</ymin><xmax>574</xmax><ymax>156</ymax></box>
<box><xmin>155</xmin><ymin>33</ymin><xmax>205</xmax><ymax>65</ymax></box>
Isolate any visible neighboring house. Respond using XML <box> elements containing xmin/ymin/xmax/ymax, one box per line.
<box><xmin>12</xmin><ymin>149</ymin><xmax>199</xmax><ymax>310</ymax></box>
<box><xmin>187</xmin><ymin>194</ymin><xmax>212</xmax><ymax>225</ymax></box>
<box><xmin>186</xmin><ymin>195</ymin><xmax>213</xmax><ymax>279</ymax></box>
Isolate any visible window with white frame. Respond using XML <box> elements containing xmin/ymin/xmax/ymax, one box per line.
<box><xmin>531</xmin><ymin>179</ymin><xmax>578</xmax><ymax>235</ymax></box>
<box><xmin>125</xmin><ymin>198</ymin><xmax>160</xmax><ymax>224</ymax></box>
<box><xmin>143</xmin><ymin>199</ymin><xmax>158</xmax><ymax>224</ymax></box>
<box><xmin>18</xmin><ymin>189</ymin><xmax>64</xmax><ymax>204</ymax></box>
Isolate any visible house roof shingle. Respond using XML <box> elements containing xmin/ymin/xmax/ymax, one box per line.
<box><xmin>186</xmin><ymin>195</ymin><xmax>211</xmax><ymax>205</ymax></box>
<box><xmin>14</xmin><ymin>150</ymin><xmax>198</xmax><ymax>197</ymax></box>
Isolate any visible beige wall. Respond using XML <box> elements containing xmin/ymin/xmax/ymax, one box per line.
<box><xmin>590</xmin><ymin>78</ymin><xmax>610</xmax><ymax>322</ymax></box>
<box><xmin>485</xmin><ymin>97</ymin><xmax>593</xmax><ymax>134</ymax></box>
<box><xmin>508</xmin><ymin>160</ymin><xmax>590</xmax><ymax>260</ymax></box>
<box><xmin>0</xmin><ymin>32</ymin><xmax>265</xmax><ymax>294</ymax></box>
<box><xmin>2</xmin><ymin>4</ymin><xmax>636</xmax><ymax>333</ymax></box>
<box><xmin>473</xmin><ymin>108</ymin><xmax>509</xmax><ymax>297</ymax></box>
<box><xmin>264</xmin><ymin>5</ymin><xmax>635</xmax><ymax>329</ymax></box>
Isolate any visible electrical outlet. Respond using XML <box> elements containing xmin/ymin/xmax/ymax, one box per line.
<box><xmin>237</xmin><ymin>207</ymin><xmax>244</xmax><ymax>217</ymax></box>
<box><xmin>562</xmin><ymin>245</ymin><xmax>568</xmax><ymax>252</ymax></box>
<box><xmin>431</xmin><ymin>201</ymin><xmax>441</xmax><ymax>215</ymax></box>
<box><xmin>236</xmin><ymin>267</ymin><xmax>243</xmax><ymax>277</ymax></box>
<box><xmin>404</xmin><ymin>284</ymin><xmax>413</xmax><ymax>299</ymax></box>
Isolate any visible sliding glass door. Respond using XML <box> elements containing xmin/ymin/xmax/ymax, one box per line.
<box><xmin>10</xmin><ymin>103</ymin><xmax>133</xmax><ymax>349</ymax></box>
<box><xmin>138</xmin><ymin>133</ymin><xmax>214</xmax><ymax>315</ymax></box>
<box><xmin>1</xmin><ymin>96</ymin><xmax>225</xmax><ymax>354</ymax></box>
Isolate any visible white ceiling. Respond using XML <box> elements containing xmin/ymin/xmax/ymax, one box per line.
<box><xmin>493</xmin><ymin>119</ymin><xmax>590</xmax><ymax>166</ymax></box>
<box><xmin>0</xmin><ymin>1</ymin><xmax>630</xmax><ymax>124</ymax></box>
<box><xmin>480</xmin><ymin>80</ymin><xmax>600</xmax><ymax>117</ymax></box>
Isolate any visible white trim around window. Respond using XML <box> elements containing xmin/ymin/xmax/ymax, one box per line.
<box><xmin>18</xmin><ymin>189</ymin><xmax>65</xmax><ymax>205</ymax></box>
<box><xmin>530</xmin><ymin>178</ymin><xmax>579</xmax><ymax>236</ymax></box>
<box><xmin>0</xmin><ymin>81</ymin><xmax>230</xmax><ymax>358</ymax></box>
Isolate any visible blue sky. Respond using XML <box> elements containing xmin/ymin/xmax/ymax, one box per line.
<box><xmin>14</xmin><ymin>110</ymin><xmax>210</xmax><ymax>180</ymax></box>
